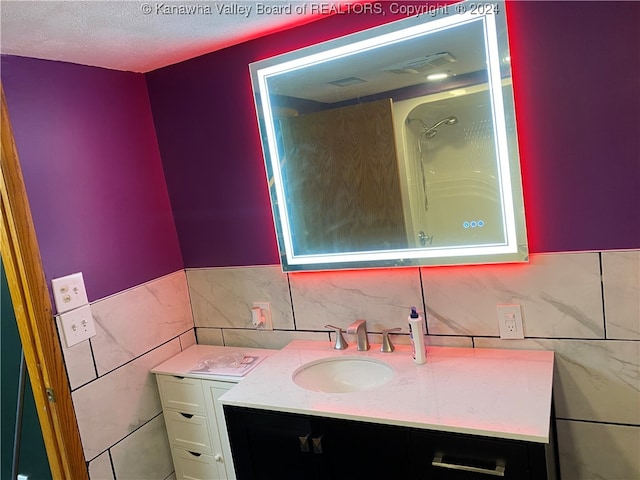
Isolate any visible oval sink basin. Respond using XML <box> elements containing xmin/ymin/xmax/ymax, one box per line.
<box><xmin>292</xmin><ymin>356</ymin><xmax>394</xmax><ymax>393</ymax></box>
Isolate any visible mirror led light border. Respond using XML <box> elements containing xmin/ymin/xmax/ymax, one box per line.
<box><xmin>255</xmin><ymin>5</ymin><xmax>521</xmax><ymax>269</ymax></box>
<box><xmin>483</xmin><ymin>13</ymin><xmax>519</xmax><ymax>254</ymax></box>
<box><xmin>286</xmin><ymin>243</ymin><xmax>519</xmax><ymax>267</ymax></box>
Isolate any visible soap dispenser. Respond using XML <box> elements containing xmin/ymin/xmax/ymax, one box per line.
<box><xmin>408</xmin><ymin>307</ymin><xmax>427</xmax><ymax>364</ymax></box>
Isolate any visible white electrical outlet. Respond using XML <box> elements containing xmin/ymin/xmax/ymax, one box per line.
<box><xmin>60</xmin><ymin>304</ymin><xmax>96</xmax><ymax>347</ymax></box>
<box><xmin>497</xmin><ymin>304</ymin><xmax>525</xmax><ymax>339</ymax></box>
<box><xmin>252</xmin><ymin>302</ymin><xmax>273</xmax><ymax>330</ymax></box>
<box><xmin>51</xmin><ymin>272</ymin><xmax>89</xmax><ymax>314</ymax></box>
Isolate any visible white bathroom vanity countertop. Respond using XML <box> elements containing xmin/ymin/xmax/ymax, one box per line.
<box><xmin>219</xmin><ymin>340</ymin><xmax>555</xmax><ymax>443</ymax></box>
<box><xmin>151</xmin><ymin>344</ymin><xmax>274</xmax><ymax>383</ymax></box>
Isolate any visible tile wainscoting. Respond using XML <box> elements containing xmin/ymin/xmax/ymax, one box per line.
<box><xmin>190</xmin><ymin>251</ymin><xmax>639</xmax><ymax>480</ymax></box>
<box><xmin>56</xmin><ymin>252</ymin><xmax>638</xmax><ymax>479</ymax></box>
<box><xmin>57</xmin><ymin>270</ymin><xmax>194</xmax><ymax>479</ymax></box>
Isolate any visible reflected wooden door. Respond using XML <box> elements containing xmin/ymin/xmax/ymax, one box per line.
<box><xmin>281</xmin><ymin>98</ymin><xmax>407</xmax><ymax>255</ymax></box>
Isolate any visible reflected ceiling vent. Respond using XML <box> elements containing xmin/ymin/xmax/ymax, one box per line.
<box><xmin>385</xmin><ymin>51</ymin><xmax>457</xmax><ymax>74</ymax></box>
<box><xmin>328</xmin><ymin>76</ymin><xmax>367</xmax><ymax>87</ymax></box>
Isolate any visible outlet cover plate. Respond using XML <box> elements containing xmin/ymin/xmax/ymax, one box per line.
<box><xmin>497</xmin><ymin>304</ymin><xmax>524</xmax><ymax>339</ymax></box>
<box><xmin>60</xmin><ymin>304</ymin><xmax>96</xmax><ymax>347</ymax></box>
<box><xmin>51</xmin><ymin>272</ymin><xmax>89</xmax><ymax>314</ymax></box>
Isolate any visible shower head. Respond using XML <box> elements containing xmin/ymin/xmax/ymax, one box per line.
<box><xmin>407</xmin><ymin>115</ymin><xmax>458</xmax><ymax>139</ymax></box>
<box><xmin>422</xmin><ymin>115</ymin><xmax>458</xmax><ymax>139</ymax></box>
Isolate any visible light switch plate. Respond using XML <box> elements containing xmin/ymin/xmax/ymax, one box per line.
<box><xmin>60</xmin><ymin>304</ymin><xmax>96</xmax><ymax>348</ymax></box>
<box><xmin>51</xmin><ymin>272</ymin><xmax>89</xmax><ymax>314</ymax></box>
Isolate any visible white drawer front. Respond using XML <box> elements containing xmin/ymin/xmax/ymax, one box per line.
<box><xmin>172</xmin><ymin>447</ymin><xmax>224</xmax><ymax>480</ymax></box>
<box><xmin>157</xmin><ymin>375</ymin><xmax>206</xmax><ymax>414</ymax></box>
<box><xmin>165</xmin><ymin>410</ymin><xmax>213</xmax><ymax>454</ymax></box>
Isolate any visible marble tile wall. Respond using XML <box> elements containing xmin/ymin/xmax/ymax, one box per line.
<box><xmin>56</xmin><ymin>271</ymin><xmax>195</xmax><ymax>479</ymax></box>
<box><xmin>189</xmin><ymin>250</ymin><xmax>640</xmax><ymax>480</ymax></box>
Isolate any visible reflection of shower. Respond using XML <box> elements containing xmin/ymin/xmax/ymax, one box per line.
<box><xmin>408</xmin><ymin>115</ymin><xmax>459</xmax><ymax>140</ymax></box>
<box><xmin>406</xmin><ymin>115</ymin><xmax>459</xmax><ymax>210</ymax></box>
<box><xmin>423</xmin><ymin>115</ymin><xmax>458</xmax><ymax>139</ymax></box>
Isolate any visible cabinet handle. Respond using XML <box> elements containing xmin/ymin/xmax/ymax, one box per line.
<box><xmin>180</xmin><ymin>413</ymin><xmax>194</xmax><ymax>419</ymax></box>
<box><xmin>187</xmin><ymin>451</ymin><xmax>202</xmax><ymax>458</ymax></box>
<box><xmin>432</xmin><ymin>455</ymin><xmax>505</xmax><ymax>477</ymax></box>
<box><xmin>312</xmin><ymin>435</ymin><xmax>323</xmax><ymax>454</ymax></box>
<box><xmin>214</xmin><ymin>454</ymin><xmax>223</xmax><ymax>463</ymax></box>
<box><xmin>298</xmin><ymin>435</ymin><xmax>310</xmax><ymax>452</ymax></box>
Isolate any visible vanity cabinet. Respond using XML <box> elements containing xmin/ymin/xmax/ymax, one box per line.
<box><xmin>152</xmin><ymin>344</ymin><xmax>272</xmax><ymax>480</ymax></box>
<box><xmin>219</xmin><ymin>341</ymin><xmax>558</xmax><ymax>480</ymax></box>
<box><xmin>156</xmin><ymin>374</ymin><xmax>236</xmax><ymax>480</ymax></box>
<box><xmin>224</xmin><ymin>406</ymin><xmax>559</xmax><ymax>480</ymax></box>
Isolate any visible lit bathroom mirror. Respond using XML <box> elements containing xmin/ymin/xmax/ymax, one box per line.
<box><xmin>250</xmin><ymin>0</ymin><xmax>527</xmax><ymax>271</ymax></box>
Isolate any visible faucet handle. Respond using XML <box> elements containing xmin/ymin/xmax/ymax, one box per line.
<box><xmin>381</xmin><ymin>327</ymin><xmax>401</xmax><ymax>353</ymax></box>
<box><xmin>325</xmin><ymin>325</ymin><xmax>349</xmax><ymax>350</ymax></box>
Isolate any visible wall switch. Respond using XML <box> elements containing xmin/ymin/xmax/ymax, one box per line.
<box><xmin>51</xmin><ymin>272</ymin><xmax>89</xmax><ymax>314</ymax></box>
<box><xmin>18</xmin><ymin>475</ymin><xmax>29</xmax><ymax>480</ymax></box>
<box><xmin>60</xmin><ymin>304</ymin><xmax>96</xmax><ymax>347</ymax></box>
<box><xmin>497</xmin><ymin>304</ymin><xmax>525</xmax><ymax>339</ymax></box>
<box><xmin>251</xmin><ymin>302</ymin><xmax>273</xmax><ymax>330</ymax></box>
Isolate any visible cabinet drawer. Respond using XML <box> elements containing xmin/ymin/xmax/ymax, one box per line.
<box><xmin>412</xmin><ymin>430</ymin><xmax>531</xmax><ymax>479</ymax></box>
<box><xmin>172</xmin><ymin>447</ymin><xmax>224</xmax><ymax>480</ymax></box>
<box><xmin>165</xmin><ymin>410</ymin><xmax>213</xmax><ymax>454</ymax></box>
<box><xmin>157</xmin><ymin>375</ymin><xmax>206</xmax><ymax>414</ymax></box>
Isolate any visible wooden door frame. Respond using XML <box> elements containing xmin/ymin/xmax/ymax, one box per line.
<box><xmin>1</xmin><ymin>85</ymin><xmax>88</xmax><ymax>479</ymax></box>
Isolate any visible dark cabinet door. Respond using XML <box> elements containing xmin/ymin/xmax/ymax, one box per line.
<box><xmin>224</xmin><ymin>406</ymin><xmax>324</xmax><ymax>480</ymax></box>
<box><xmin>319</xmin><ymin>416</ymin><xmax>412</xmax><ymax>479</ymax></box>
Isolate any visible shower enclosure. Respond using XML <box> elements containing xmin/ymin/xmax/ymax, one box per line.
<box><xmin>394</xmin><ymin>83</ymin><xmax>518</xmax><ymax>249</ymax></box>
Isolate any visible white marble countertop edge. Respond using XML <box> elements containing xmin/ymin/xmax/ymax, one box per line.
<box><xmin>219</xmin><ymin>340</ymin><xmax>555</xmax><ymax>444</ymax></box>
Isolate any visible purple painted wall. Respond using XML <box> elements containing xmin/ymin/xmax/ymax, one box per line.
<box><xmin>2</xmin><ymin>56</ymin><xmax>183</xmax><ymax>305</ymax></box>
<box><xmin>2</xmin><ymin>2</ymin><xmax>637</xmax><ymax>283</ymax></box>
<box><xmin>508</xmin><ymin>1</ymin><xmax>640</xmax><ymax>253</ymax></box>
<box><xmin>146</xmin><ymin>11</ymin><xmax>400</xmax><ymax>268</ymax></box>
<box><xmin>147</xmin><ymin>1</ymin><xmax>639</xmax><ymax>268</ymax></box>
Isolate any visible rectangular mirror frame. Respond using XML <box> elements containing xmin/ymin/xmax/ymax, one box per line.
<box><xmin>250</xmin><ymin>1</ymin><xmax>528</xmax><ymax>271</ymax></box>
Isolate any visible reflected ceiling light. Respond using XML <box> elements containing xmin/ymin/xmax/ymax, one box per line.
<box><xmin>426</xmin><ymin>72</ymin><xmax>449</xmax><ymax>81</ymax></box>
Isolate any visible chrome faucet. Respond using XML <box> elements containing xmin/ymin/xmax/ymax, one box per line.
<box><xmin>347</xmin><ymin>319</ymin><xmax>370</xmax><ymax>351</ymax></box>
<box><xmin>325</xmin><ymin>325</ymin><xmax>349</xmax><ymax>350</ymax></box>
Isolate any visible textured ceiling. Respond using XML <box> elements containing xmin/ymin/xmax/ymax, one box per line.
<box><xmin>0</xmin><ymin>1</ymin><xmax>326</xmax><ymax>72</ymax></box>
